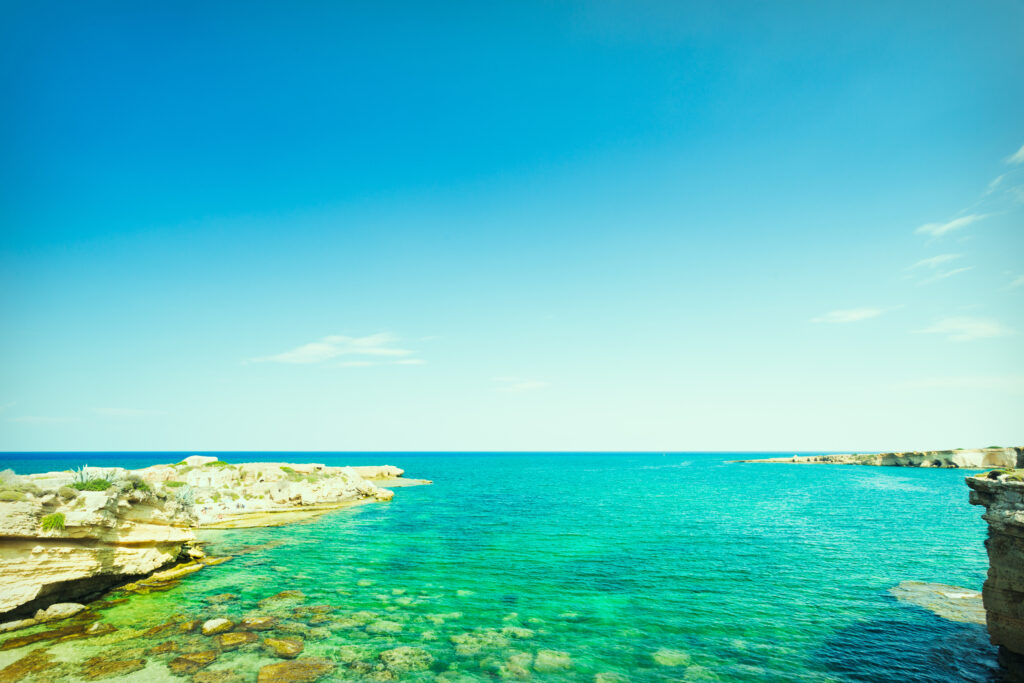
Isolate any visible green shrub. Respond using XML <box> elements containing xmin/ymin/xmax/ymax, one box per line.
<box><xmin>72</xmin><ymin>479</ymin><xmax>112</xmax><ymax>491</ymax></box>
<box><xmin>57</xmin><ymin>486</ymin><xmax>78</xmax><ymax>500</ymax></box>
<box><xmin>124</xmin><ymin>476</ymin><xmax>150</xmax><ymax>493</ymax></box>
<box><xmin>205</xmin><ymin>461</ymin><xmax>233</xmax><ymax>468</ymax></box>
<box><xmin>280</xmin><ymin>466</ymin><xmax>295</xmax><ymax>474</ymax></box>
<box><xmin>41</xmin><ymin>512</ymin><xmax>65</xmax><ymax>532</ymax></box>
<box><xmin>0</xmin><ymin>490</ymin><xmax>26</xmax><ymax>502</ymax></box>
<box><xmin>164</xmin><ymin>481</ymin><xmax>186</xmax><ymax>488</ymax></box>
<box><xmin>210</xmin><ymin>492</ymin><xmax>221</xmax><ymax>503</ymax></box>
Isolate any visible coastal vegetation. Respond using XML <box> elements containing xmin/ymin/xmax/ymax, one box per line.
<box><xmin>39</xmin><ymin>512</ymin><xmax>65</xmax><ymax>532</ymax></box>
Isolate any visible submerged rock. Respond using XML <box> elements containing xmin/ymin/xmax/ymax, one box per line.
<box><xmin>168</xmin><ymin>650</ymin><xmax>219</xmax><ymax>675</ymax></box>
<box><xmin>594</xmin><ymin>673</ymin><xmax>629</xmax><ymax>683</ymax></box>
<box><xmin>450</xmin><ymin>630</ymin><xmax>510</xmax><ymax>657</ymax></box>
<box><xmin>257</xmin><ymin>657</ymin><xmax>334</xmax><ymax>683</ymax></box>
<box><xmin>501</xmin><ymin>626</ymin><xmax>535</xmax><ymax>639</ymax></box>
<box><xmin>80</xmin><ymin>655</ymin><xmax>147</xmax><ymax>680</ymax></box>
<box><xmin>533</xmin><ymin>650</ymin><xmax>573</xmax><ymax>673</ymax></box>
<box><xmin>201</xmin><ymin>618</ymin><xmax>234</xmax><ymax>635</ymax></box>
<box><xmin>216</xmin><ymin>630</ymin><xmax>259</xmax><ymax>650</ymax></box>
<box><xmin>263</xmin><ymin>636</ymin><xmax>305</xmax><ymax>659</ymax></box>
<box><xmin>0</xmin><ymin>648</ymin><xmax>59</xmax><ymax>683</ymax></box>
<box><xmin>259</xmin><ymin>590</ymin><xmax>305</xmax><ymax>607</ymax></box>
<box><xmin>652</xmin><ymin>648</ymin><xmax>691</xmax><ymax>667</ymax></box>
<box><xmin>194</xmin><ymin>671</ymin><xmax>246</xmax><ymax>683</ymax></box>
<box><xmin>889</xmin><ymin>581</ymin><xmax>985</xmax><ymax>624</ymax></box>
<box><xmin>240</xmin><ymin>615</ymin><xmax>278</xmax><ymax>631</ymax></box>
<box><xmin>379</xmin><ymin>646</ymin><xmax>434</xmax><ymax>672</ymax></box>
<box><xmin>365</xmin><ymin>619</ymin><xmax>402</xmax><ymax>635</ymax></box>
<box><xmin>499</xmin><ymin>652</ymin><xmax>533</xmax><ymax>679</ymax></box>
<box><xmin>146</xmin><ymin>640</ymin><xmax>179</xmax><ymax>655</ymax></box>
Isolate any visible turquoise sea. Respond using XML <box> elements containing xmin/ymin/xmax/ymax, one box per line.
<box><xmin>0</xmin><ymin>452</ymin><xmax>1001</xmax><ymax>682</ymax></box>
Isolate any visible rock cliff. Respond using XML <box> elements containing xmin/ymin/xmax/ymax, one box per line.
<box><xmin>0</xmin><ymin>458</ymin><xmax>427</xmax><ymax>623</ymax></box>
<box><xmin>0</xmin><ymin>470</ymin><xmax>196</xmax><ymax>621</ymax></box>
<box><xmin>736</xmin><ymin>446</ymin><xmax>1022</xmax><ymax>468</ymax></box>
<box><xmin>967</xmin><ymin>455</ymin><xmax>1024</xmax><ymax>681</ymax></box>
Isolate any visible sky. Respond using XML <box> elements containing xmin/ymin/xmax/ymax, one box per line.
<box><xmin>1</xmin><ymin>0</ymin><xmax>1022</xmax><ymax>452</ymax></box>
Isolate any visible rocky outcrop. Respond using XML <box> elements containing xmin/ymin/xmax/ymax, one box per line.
<box><xmin>0</xmin><ymin>458</ymin><xmax>429</xmax><ymax>623</ymax></box>
<box><xmin>0</xmin><ymin>470</ymin><xmax>196</xmax><ymax>621</ymax></box>
<box><xmin>735</xmin><ymin>446</ymin><xmax>1022</xmax><ymax>468</ymax></box>
<box><xmin>967</xmin><ymin>459</ymin><xmax>1024</xmax><ymax>681</ymax></box>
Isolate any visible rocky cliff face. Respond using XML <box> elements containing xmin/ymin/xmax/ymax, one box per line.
<box><xmin>967</xmin><ymin>456</ymin><xmax>1024</xmax><ymax>681</ymax></box>
<box><xmin>0</xmin><ymin>458</ymin><xmax>422</xmax><ymax>622</ymax></box>
<box><xmin>0</xmin><ymin>473</ymin><xmax>196</xmax><ymax>621</ymax></box>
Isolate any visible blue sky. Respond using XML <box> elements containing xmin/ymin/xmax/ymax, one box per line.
<box><xmin>1</xmin><ymin>0</ymin><xmax>1022</xmax><ymax>451</ymax></box>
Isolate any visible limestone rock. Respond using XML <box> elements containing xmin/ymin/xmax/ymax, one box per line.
<box><xmin>967</xmin><ymin>469</ymin><xmax>1024</xmax><ymax>681</ymax></box>
<box><xmin>257</xmin><ymin>657</ymin><xmax>334</xmax><ymax>683</ymax></box>
<box><xmin>184</xmin><ymin>455</ymin><xmax>219</xmax><ymax>467</ymax></box>
<box><xmin>240</xmin><ymin>615</ymin><xmax>278</xmax><ymax>631</ymax></box>
<box><xmin>168</xmin><ymin>650</ymin><xmax>219</xmax><ymax>675</ymax></box>
<box><xmin>889</xmin><ymin>581</ymin><xmax>985</xmax><ymax>624</ymax></box>
<box><xmin>217</xmin><ymin>630</ymin><xmax>258</xmax><ymax>650</ymax></box>
<box><xmin>450</xmin><ymin>630</ymin><xmax>509</xmax><ymax>657</ymax></box>
<box><xmin>263</xmin><ymin>636</ymin><xmax>305</xmax><ymax>659</ymax></box>
<box><xmin>80</xmin><ymin>656</ymin><xmax>146</xmax><ymax>680</ymax></box>
<box><xmin>0</xmin><ymin>648</ymin><xmax>58</xmax><ymax>683</ymax></box>
<box><xmin>201</xmin><ymin>618</ymin><xmax>234</xmax><ymax>635</ymax></box>
<box><xmin>379</xmin><ymin>646</ymin><xmax>433</xmax><ymax>672</ymax></box>
<box><xmin>34</xmin><ymin>602</ymin><xmax>86</xmax><ymax>623</ymax></box>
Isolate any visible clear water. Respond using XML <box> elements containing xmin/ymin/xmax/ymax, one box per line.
<box><xmin>0</xmin><ymin>452</ymin><xmax>1001</xmax><ymax>681</ymax></box>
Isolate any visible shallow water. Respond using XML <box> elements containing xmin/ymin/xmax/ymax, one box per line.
<box><xmin>0</xmin><ymin>453</ymin><xmax>1001</xmax><ymax>681</ymax></box>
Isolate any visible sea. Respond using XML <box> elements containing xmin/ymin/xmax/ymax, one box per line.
<box><xmin>0</xmin><ymin>452</ymin><xmax>1001</xmax><ymax>682</ymax></box>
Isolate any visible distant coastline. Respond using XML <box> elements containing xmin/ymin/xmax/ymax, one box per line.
<box><xmin>731</xmin><ymin>446</ymin><xmax>1022</xmax><ymax>468</ymax></box>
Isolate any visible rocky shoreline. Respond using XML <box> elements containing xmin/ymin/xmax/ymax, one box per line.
<box><xmin>968</xmin><ymin>463</ymin><xmax>1024</xmax><ymax>682</ymax></box>
<box><xmin>732</xmin><ymin>446</ymin><xmax>1022</xmax><ymax>468</ymax></box>
<box><xmin>0</xmin><ymin>457</ymin><xmax>429</xmax><ymax>627</ymax></box>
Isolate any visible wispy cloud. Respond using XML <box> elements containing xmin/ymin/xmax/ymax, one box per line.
<box><xmin>95</xmin><ymin>408</ymin><xmax>165</xmax><ymax>417</ymax></box>
<box><xmin>492</xmin><ymin>377</ymin><xmax>549</xmax><ymax>392</ymax></box>
<box><xmin>251</xmin><ymin>333</ymin><xmax>415</xmax><ymax>365</ymax></box>
<box><xmin>6</xmin><ymin>416</ymin><xmax>80</xmax><ymax>425</ymax></box>
<box><xmin>892</xmin><ymin>375</ymin><xmax>1024</xmax><ymax>395</ymax></box>
<box><xmin>1009</xmin><ymin>274</ymin><xmax>1024</xmax><ymax>289</ymax></box>
<box><xmin>910</xmin><ymin>254</ymin><xmax>960</xmax><ymax>269</ymax></box>
<box><xmin>918</xmin><ymin>266</ymin><xmax>972</xmax><ymax>285</ymax></box>
<box><xmin>811</xmin><ymin>307</ymin><xmax>884</xmax><ymax>324</ymax></box>
<box><xmin>914</xmin><ymin>214</ymin><xmax>988</xmax><ymax>237</ymax></box>
<box><xmin>918</xmin><ymin>316</ymin><xmax>1014</xmax><ymax>342</ymax></box>
<box><xmin>336</xmin><ymin>358</ymin><xmax>426</xmax><ymax>368</ymax></box>
<box><xmin>1007</xmin><ymin>143</ymin><xmax>1024</xmax><ymax>165</ymax></box>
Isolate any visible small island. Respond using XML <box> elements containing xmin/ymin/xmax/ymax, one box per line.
<box><xmin>0</xmin><ymin>456</ymin><xmax>429</xmax><ymax>629</ymax></box>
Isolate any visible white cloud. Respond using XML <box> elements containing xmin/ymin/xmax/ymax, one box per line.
<box><xmin>985</xmin><ymin>174</ymin><xmax>1006</xmax><ymax>194</ymax></box>
<box><xmin>918</xmin><ymin>266</ymin><xmax>972</xmax><ymax>285</ymax></box>
<box><xmin>95</xmin><ymin>408</ymin><xmax>164</xmax><ymax>417</ymax></box>
<box><xmin>811</xmin><ymin>308</ymin><xmax>884</xmax><ymax>324</ymax></box>
<box><xmin>393</xmin><ymin>359</ymin><xmax>426</xmax><ymax>365</ymax></box>
<box><xmin>252</xmin><ymin>333</ymin><xmax>413</xmax><ymax>364</ymax></box>
<box><xmin>1007</xmin><ymin>143</ymin><xmax>1024</xmax><ymax>165</ymax></box>
<box><xmin>1010</xmin><ymin>275</ymin><xmax>1024</xmax><ymax>289</ymax></box>
<box><xmin>910</xmin><ymin>254</ymin><xmax>960</xmax><ymax>269</ymax></box>
<box><xmin>492</xmin><ymin>377</ymin><xmax>549</xmax><ymax>392</ymax></box>
<box><xmin>914</xmin><ymin>214</ymin><xmax>988</xmax><ymax>237</ymax></box>
<box><xmin>918</xmin><ymin>316</ymin><xmax>1014</xmax><ymax>342</ymax></box>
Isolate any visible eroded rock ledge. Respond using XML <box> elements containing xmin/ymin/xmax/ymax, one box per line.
<box><xmin>0</xmin><ymin>457</ymin><xmax>428</xmax><ymax>623</ymax></box>
<box><xmin>967</xmin><ymin>458</ymin><xmax>1024</xmax><ymax>681</ymax></box>
<box><xmin>734</xmin><ymin>446</ymin><xmax>1022</xmax><ymax>468</ymax></box>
